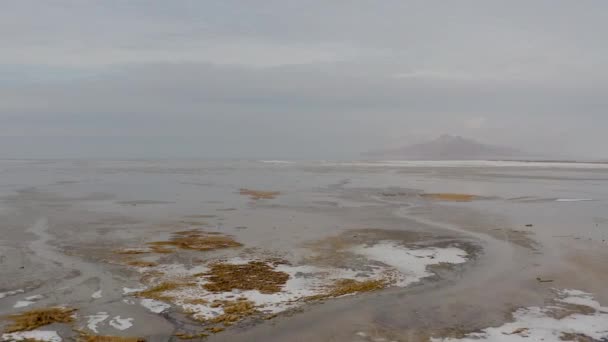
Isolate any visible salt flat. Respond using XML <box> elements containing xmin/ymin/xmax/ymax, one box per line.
<box><xmin>0</xmin><ymin>159</ymin><xmax>607</xmax><ymax>341</ymax></box>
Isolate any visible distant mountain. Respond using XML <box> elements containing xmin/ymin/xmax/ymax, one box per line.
<box><xmin>364</xmin><ymin>135</ymin><xmax>527</xmax><ymax>160</ymax></box>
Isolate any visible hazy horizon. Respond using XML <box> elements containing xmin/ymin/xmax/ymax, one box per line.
<box><xmin>2</xmin><ymin>1</ymin><xmax>607</xmax><ymax>160</ymax></box>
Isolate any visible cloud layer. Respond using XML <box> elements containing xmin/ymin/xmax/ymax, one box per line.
<box><xmin>1</xmin><ymin>1</ymin><xmax>607</xmax><ymax>159</ymax></box>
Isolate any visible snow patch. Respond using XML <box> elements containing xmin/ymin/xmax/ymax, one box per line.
<box><xmin>109</xmin><ymin>316</ymin><xmax>133</xmax><ymax>331</ymax></box>
<box><xmin>140</xmin><ymin>299</ymin><xmax>171</xmax><ymax>313</ymax></box>
<box><xmin>432</xmin><ymin>289</ymin><xmax>608</xmax><ymax>341</ymax></box>
<box><xmin>13</xmin><ymin>300</ymin><xmax>35</xmax><ymax>308</ymax></box>
<box><xmin>0</xmin><ymin>289</ymin><xmax>24</xmax><ymax>299</ymax></box>
<box><xmin>13</xmin><ymin>295</ymin><xmax>44</xmax><ymax>308</ymax></box>
<box><xmin>2</xmin><ymin>330</ymin><xmax>62</xmax><ymax>342</ymax></box>
<box><xmin>351</xmin><ymin>242</ymin><xmax>468</xmax><ymax>286</ymax></box>
<box><xmin>86</xmin><ymin>312</ymin><xmax>109</xmax><ymax>333</ymax></box>
<box><xmin>91</xmin><ymin>290</ymin><xmax>102</xmax><ymax>299</ymax></box>
<box><xmin>122</xmin><ymin>287</ymin><xmax>146</xmax><ymax>295</ymax></box>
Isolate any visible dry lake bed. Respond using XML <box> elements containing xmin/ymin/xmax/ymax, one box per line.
<box><xmin>1</xmin><ymin>160</ymin><xmax>607</xmax><ymax>341</ymax></box>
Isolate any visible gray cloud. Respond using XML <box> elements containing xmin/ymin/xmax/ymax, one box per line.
<box><xmin>1</xmin><ymin>1</ymin><xmax>607</xmax><ymax>159</ymax></box>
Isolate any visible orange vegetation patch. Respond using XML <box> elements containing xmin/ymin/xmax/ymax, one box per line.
<box><xmin>239</xmin><ymin>188</ymin><xmax>281</xmax><ymax>200</ymax></box>
<box><xmin>4</xmin><ymin>307</ymin><xmax>76</xmax><ymax>333</ymax></box>
<box><xmin>200</xmin><ymin>261</ymin><xmax>289</xmax><ymax>294</ymax></box>
<box><xmin>147</xmin><ymin>230</ymin><xmax>242</xmax><ymax>252</ymax></box>
<box><xmin>421</xmin><ymin>193</ymin><xmax>477</xmax><ymax>202</ymax></box>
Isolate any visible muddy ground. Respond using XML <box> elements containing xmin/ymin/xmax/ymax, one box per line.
<box><xmin>1</xmin><ymin>160</ymin><xmax>607</xmax><ymax>341</ymax></box>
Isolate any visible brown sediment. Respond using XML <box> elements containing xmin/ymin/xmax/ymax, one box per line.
<box><xmin>126</xmin><ymin>260</ymin><xmax>159</xmax><ymax>268</ymax></box>
<box><xmin>560</xmin><ymin>332</ymin><xmax>594</xmax><ymax>341</ymax></box>
<box><xmin>114</xmin><ymin>249</ymin><xmax>149</xmax><ymax>255</ymax></box>
<box><xmin>546</xmin><ymin>303</ymin><xmax>596</xmax><ymax>320</ymax></box>
<box><xmin>179</xmin><ymin>221</ymin><xmax>209</xmax><ymax>226</ymax></box>
<box><xmin>4</xmin><ymin>307</ymin><xmax>76</xmax><ymax>333</ymax></box>
<box><xmin>148</xmin><ymin>245</ymin><xmax>174</xmax><ymax>254</ymax></box>
<box><xmin>206</xmin><ymin>327</ymin><xmax>224</xmax><ymax>333</ymax></box>
<box><xmin>326</xmin><ymin>279</ymin><xmax>386</xmax><ymax>296</ymax></box>
<box><xmin>174</xmin><ymin>332</ymin><xmax>208</xmax><ymax>340</ymax></box>
<box><xmin>184</xmin><ymin>298</ymin><xmax>209</xmax><ymax>305</ymax></box>
<box><xmin>135</xmin><ymin>281</ymin><xmax>195</xmax><ymax>301</ymax></box>
<box><xmin>80</xmin><ymin>336</ymin><xmax>146</xmax><ymax>342</ymax></box>
<box><xmin>307</xmin><ymin>279</ymin><xmax>387</xmax><ymax>301</ymax></box>
<box><xmin>431</xmin><ymin>327</ymin><xmax>475</xmax><ymax>340</ymax></box>
<box><xmin>185</xmin><ymin>215</ymin><xmax>217</xmax><ymax>219</ymax></box>
<box><xmin>505</xmin><ymin>327</ymin><xmax>529</xmax><ymax>336</ymax></box>
<box><xmin>238</xmin><ymin>188</ymin><xmax>281</xmax><ymax>200</ymax></box>
<box><xmin>208</xmin><ymin>300</ymin><xmax>257</xmax><ymax>325</ymax></box>
<box><xmin>421</xmin><ymin>193</ymin><xmax>477</xmax><ymax>202</ymax></box>
<box><xmin>139</xmin><ymin>270</ymin><xmax>165</xmax><ymax>284</ymax></box>
<box><xmin>147</xmin><ymin>230</ymin><xmax>242</xmax><ymax>252</ymax></box>
<box><xmin>200</xmin><ymin>261</ymin><xmax>289</xmax><ymax>294</ymax></box>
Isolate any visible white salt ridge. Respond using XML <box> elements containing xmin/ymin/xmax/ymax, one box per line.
<box><xmin>13</xmin><ymin>294</ymin><xmax>44</xmax><ymax>308</ymax></box>
<box><xmin>122</xmin><ymin>287</ymin><xmax>146</xmax><ymax>295</ymax></box>
<box><xmin>140</xmin><ymin>299</ymin><xmax>171</xmax><ymax>313</ymax></box>
<box><xmin>0</xmin><ymin>289</ymin><xmax>24</xmax><ymax>299</ymax></box>
<box><xmin>86</xmin><ymin>312</ymin><xmax>109</xmax><ymax>333</ymax></box>
<box><xmin>351</xmin><ymin>242</ymin><xmax>468</xmax><ymax>286</ymax></box>
<box><xmin>109</xmin><ymin>316</ymin><xmax>133</xmax><ymax>330</ymax></box>
<box><xmin>13</xmin><ymin>300</ymin><xmax>35</xmax><ymax>308</ymax></box>
<box><xmin>432</xmin><ymin>289</ymin><xmax>608</xmax><ymax>342</ymax></box>
<box><xmin>1</xmin><ymin>330</ymin><xmax>62</xmax><ymax>342</ymax></box>
<box><xmin>91</xmin><ymin>290</ymin><xmax>102</xmax><ymax>299</ymax></box>
<box><xmin>26</xmin><ymin>295</ymin><xmax>44</xmax><ymax>300</ymax></box>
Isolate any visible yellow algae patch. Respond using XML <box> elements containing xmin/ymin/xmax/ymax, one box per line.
<box><xmin>200</xmin><ymin>261</ymin><xmax>289</xmax><ymax>294</ymax></box>
<box><xmin>4</xmin><ymin>307</ymin><xmax>76</xmax><ymax>333</ymax></box>
<box><xmin>239</xmin><ymin>188</ymin><xmax>281</xmax><ymax>200</ymax></box>
<box><xmin>147</xmin><ymin>230</ymin><xmax>242</xmax><ymax>252</ymax></box>
<box><xmin>421</xmin><ymin>193</ymin><xmax>477</xmax><ymax>202</ymax></box>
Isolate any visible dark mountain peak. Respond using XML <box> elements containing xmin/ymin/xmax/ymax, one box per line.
<box><xmin>365</xmin><ymin>135</ymin><xmax>526</xmax><ymax>160</ymax></box>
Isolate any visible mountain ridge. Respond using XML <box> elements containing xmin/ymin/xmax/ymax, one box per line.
<box><xmin>364</xmin><ymin>135</ymin><xmax>528</xmax><ymax>160</ymax></box>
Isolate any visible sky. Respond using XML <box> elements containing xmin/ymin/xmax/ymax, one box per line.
<box><xmin>1</xmin><ymin>0</ymin><xmax>607</xmax><ymax>159</ymax></box>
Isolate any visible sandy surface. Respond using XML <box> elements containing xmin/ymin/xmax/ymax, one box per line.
<box><xmin>0</xmin><ymin>160</ymin><xmax>607</xmax><ymax>341</ymax></box>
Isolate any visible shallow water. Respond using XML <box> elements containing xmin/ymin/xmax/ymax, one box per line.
<box><xmin>0</xmin><ymin>159</ymin><xmax>607</xmax><ymax>341</ymax></box>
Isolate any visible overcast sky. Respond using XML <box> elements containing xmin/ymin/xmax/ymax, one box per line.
<box><xmin>1</xmin><ymin>1</ymin><xmax>607</xmax><ymax>159</ymax></box>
